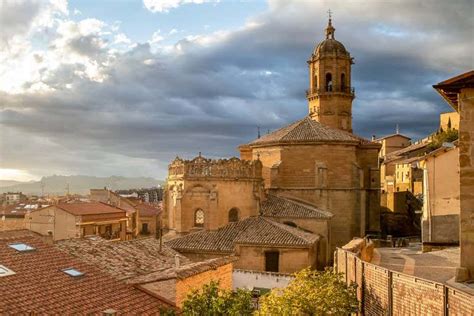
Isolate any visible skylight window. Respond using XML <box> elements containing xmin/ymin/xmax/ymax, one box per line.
<box><xmin>8</xmin><ymin>243</ymin><xmax>35</xmax><ymax>252</ymax></box>
<box><xmin>62</xmin><ymin>268</ymin><xmax>84</xmax><ymax>277</ymax></box>
<box><xmin>0</xmin><ymin>265</ymin><xmax>15</xmax><ymax>277</ymax></box>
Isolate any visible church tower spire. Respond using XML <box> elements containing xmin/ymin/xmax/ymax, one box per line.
<box><xmin>307</xmin><ymin>13</ymin><xmax>355</xmax><ymax>132</ymax></box>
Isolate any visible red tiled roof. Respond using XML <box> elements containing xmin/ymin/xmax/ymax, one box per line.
<box><xmin>166</xmin><ymin>216</ymin><xmax>320</xmax><ymax>253</ymax></box>
<box><xmin>54</xmin><ymin>202</ymin><xmax>127</xmax><ymax>216</ymax></box>
<box><xmin>0</xmin><ymin>230</ymin><xmax>174</xmax><ymax>314</ymax></box>
<box><xmin>136</xmin><ymin>203</ymin><xmax>161</xmax><ymax>217</ymax></box>
<box><xmin>261</xmin><ymin>194</ymin><xmax>333</xmax><ymax>219</ymax></box>
<box><xmin>247</xmin><ymin>116</ymin><xmax>375</xmax><ymax>147</ymax></box>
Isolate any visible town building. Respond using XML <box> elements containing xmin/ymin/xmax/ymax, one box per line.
<box><xmin>25</xmin><ymin>202</ymin><xmax>128</xmax><ymax>241</ymax></box>
<box><xmin>440</xmin><ymin>111</ymin><xmax>460</xmax><ymax>131</ymax></box>
<box><xmin>90</xmin><ymin>188</ymin><xmax>139</xmax><ymax>237</ymax></box>
<box><xmin>1</xmin><ymin>192</ymin><xmax>27</xmax><ymax>206</ymax></box>
<box><xmin>91</xmin><ymin>188</ymin><xmax>161</xmax><ymax>237</ymax></box>
<box><xmin>56</xmin><ymin>236</ymin><xmax>235</xmax><ymax>308</ymax></box>
<box><xmin>0</xmin><ymin>230</ymin><xmax>174</xmax><ymax>314</ymax></box>
<box><xmin>164</xmin><ymin>17</ymin><xmax>381</xmax><ymax>273</ymax></box>
<box><xmin>433</xmin><ymin>69</ymin><xmax>474</xmax><ymax>281</ymax></box>
<box><xmin>419</xmin><ymin>142</ymin><xmax>460</xmax><ymax>249</ymax></box>
<box><xmin>116</xmin><ymin>187</ymin><xmax>164</xmax><ymax>203</ymax></box>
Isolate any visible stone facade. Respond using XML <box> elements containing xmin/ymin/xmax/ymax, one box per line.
<box><xmin>459</xmin><ymin>87</ymin><xmax>474</xmax><ymax>279</ymax></box>
<box><xmin>164</xmin><ymin>155</ymin><xmax>264</xmax><ymax>234</ymax></box>
<box><xmin>433</xmin><ymin>70</ymin><xmax>474</xmax><ymax>281</ymax></box>
<box><xmin>307</xmin><ymin>17</ymin><xmax>355</xmax><ymax>132</ymax></box>
<box><xmin>164</xmin><ymin>18</ymin><xmax>381</xmax><ymax>265</ymax></box>
<box><xmin>420</xmin><ymin>145</ymin><xmax>460</xmax><ymax>245</ymax></box>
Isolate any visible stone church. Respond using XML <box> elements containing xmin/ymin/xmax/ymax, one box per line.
<box><xmin>164</xmin><ymin>17</ymin><xmax>381</xmax><ymax>272</ymax></box>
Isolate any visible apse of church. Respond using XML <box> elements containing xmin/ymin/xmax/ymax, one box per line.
<box><xmin>239</xmin><ymin>17</ymin><xmax>381</xmax><ymax>251</ymax></box>
<box><xmin>164</xmin><ymin>16</ymin><xmax>381</xmax><ymax>256</ymax></box>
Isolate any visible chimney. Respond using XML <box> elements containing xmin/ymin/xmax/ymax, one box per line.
<box><xmin>175</xmin><ymin>254</ymin><xmax>180</xmax><ymax>268</ymax></box>
<box><xmin>372</xmin><ymin>135</ymin><xmax>376</xmax><ymax>141</ymax></box>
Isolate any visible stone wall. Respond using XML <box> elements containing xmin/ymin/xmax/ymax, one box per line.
<box><xmin>234</xmin><ymin>244</ymin><xmax>317</xmax><ymax>274</ymax></box>
<box><xmin>0</xmin><ymin>217</ymin><xmax>25</xmax><ymax>231</ymax></box>
<box><xmin>175</xmin><ymin>262</ymin><xmax>233</xmax><ymax>307</ymax></box>
<box><xmin>250</xmin><ymin>142</ymin><xmax>379</xmax><ymax>254</ymax></box>
<box><xmin>459</xmin><ymin>87</ymin><xmax>474</xmax><ymax>279</ymax></box>
<box><xmin>232</xmin><ymin>269</ymin><xmax>293</xmax><ymax>291</ymax></box>
<box><xmin>335</xmin><ymin>248</ymin><xmax>474</xmax><ymax>315</ymax></box>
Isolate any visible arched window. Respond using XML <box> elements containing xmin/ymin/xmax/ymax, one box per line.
<box><xmin>283</xmin><ymin>221</ymin><xmax>297</xmax><ymax>228</ymax></box>
<box><xmin>341</xmin><ymin>73</ymin><xmax>346</xmax><ymax>91</ymax></box>
<box><xmin>194</xmin><ymin>209</ymin><xmax>204</xmax><ymax>227</ymax></box>
<box><xmin>228</xmin><ymin>208</ymin><xmax>239</xmax><ymax>223</ymax></box>
<box><xmin>314</xmin><ymin>74</ymin><xmax>318</xmax><ymax>90</ymax></box>
<box><xmin>325</xmin><ymin>73</ymin><xmax>332</xmax><ymax>92</ymax></box>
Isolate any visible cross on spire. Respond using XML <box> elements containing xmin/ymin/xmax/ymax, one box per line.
<box><xmin>325</xmin><ymin>9</ymin><xmax>335</xmax><ymax>39</ymax></box>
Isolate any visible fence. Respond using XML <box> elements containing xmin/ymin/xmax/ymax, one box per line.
<box><xmin>335</xmin><ymin>248</ymin><xmax>473</xmax><ymax>315</ymax></box>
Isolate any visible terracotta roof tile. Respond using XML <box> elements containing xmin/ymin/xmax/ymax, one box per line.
<box><xmin>248</xmin><ymin>116</ymin><xmax>372</xmax><ymax>146</ymax></box>
<box><xmin>261</xmin><ymin>194</ymin><xmax>333</xmax><ymax>219</ymax></box>
<box><xmin>136</xmin><ymin>203</ymin><xmax>161</xmax><ymax>217</ymax></box>
<box><xmin>56</xmin><ymin>236</ymin><xmax>190</xmax><ymax>283</ymax></box>
<box><xmin>54</xmin><ymin>202</ymin><xmax>127</xmax><ymax>216</ymax></box>
<box><xmin>166</xmin><ymin>217</ymin><xmax>320</xmax><ymax>253</ymax></box>
<box><xmin>0</xmin><ymin>230</ymin><xmax>174</xmax><ymax>314</ymax></box>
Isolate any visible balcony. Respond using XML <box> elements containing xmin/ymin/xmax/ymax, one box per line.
<box><xmin>306</xmin><ymin>86</ymin><xmax>355</xmax><ymax>97</ymax></box>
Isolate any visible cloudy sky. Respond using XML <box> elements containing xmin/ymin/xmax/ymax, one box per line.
<box><xmin>0</xmin><ymin>0</ymin><xmax>472</xmax><ymax>181</ymax></box>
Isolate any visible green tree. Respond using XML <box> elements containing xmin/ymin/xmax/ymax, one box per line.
<box><xmin>182</xmin><ymin>281</ymin><xmax>254</xmax><ymax>316</ymax></box>
<box><xmin>428</xmin><ymin>129</ymin><xmax>458</xmax><ymax>150</ymax></box>
<box><xmin>258</xmin><ymin>268</ymin><xmax>358</xmax><ymax>316</ymax></box>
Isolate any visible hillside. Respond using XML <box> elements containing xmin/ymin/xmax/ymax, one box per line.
<box><xmin>0</xmin><ymin>175</ymin><xmax>164</xmax><ymax>195</ymax></box>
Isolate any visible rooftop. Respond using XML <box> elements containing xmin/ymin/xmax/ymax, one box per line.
<box><xmin>0</xmin><ymin>230</ymin><xmax>173</xmax><ymax>314</ymax></box>
<box><xmin>56</xmin><ymin>236</ymin><xmax>191</xmax><ymax>283</ymax></box>
<box><xmin>52</xmin><ymin>202</ymin><xmax>127</xmax><ymax>216</ymax></box>
<box><xmin>135</xmin><ymin>202</ymin><xmax>161</xmax><ymax>217</ymax></box>
<box><xmin>247</xmin><ymin>116</ymin><xmax>375</xmax><ymax>147</ymax></box>
<box><xmin>384</xmin><ymin>141</ymin><xmax>430</xmax><ymax>163</ymax></box>
<box><xmin>166</xmin><ymin>216</ymin><xmax>320</xmax><ymax>253</ymax></box>
<box><xmin>433</xmin><ymin>70</ymin><xmax>474</xmax><ymax>111</ymax></box>
<box><xmin>261</xmin><ymin>194</ymin><xmax>333</xmax><ymax>219</ymax></box>
<box><xmin>56</xmin><ymin>236</ymin><xmax>236</xmax><ymax>284</ymax></box>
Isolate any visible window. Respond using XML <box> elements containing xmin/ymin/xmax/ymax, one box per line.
<box><xmin>341</xmin><ymin>73</ymin><xmax>346</xmax><ymax>91</ymax></box>
<box><xmin>325</xmin><ymin>73</ymin><xmax>333</xmax><ymax>92</ymax></box>
<box><xmin>194</xmin><ymin>209</ymin><xmax>204</xmax><ymax>227</ymax></box>
<box><xmin>283</xmin><ymin>221</ymin><xmax>297</xmax><ymax>228</ymax></box>
<box><xmin>0</xmin><ymin>265</ymin><xmax>15</xmax><ymax>277</ymax></box>
<box><xmin>314</xmin><ymin>74</ymin><xmax>318</xmax><ymax>89</ymax></box>
<box><xmin>62</xmin><ymin>268</ymin><xmax>84</xmax><ymax>277</ymax></box>
<box><xmin>8</xmin><ymin>243</ymin><xmax>35</xmax><ymax>252</ymax></box>
<box><xmin>265</xmin><ymin>251</ymin><xmax>279</xmax><ymax>272</ymax></box>
<box><xmin>228</xmin><ymin>208</ymin><xmax>239</xmax><ymax>223</ymax></box>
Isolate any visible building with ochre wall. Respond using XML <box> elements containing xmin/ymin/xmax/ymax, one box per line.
<box><xmin>165</xmin><ymin>17</ymin><xmax>381</xmax><ymax>270</ymax></box>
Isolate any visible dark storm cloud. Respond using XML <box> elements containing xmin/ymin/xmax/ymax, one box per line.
<box><xmin>1</xmin><ymin>0</ymin><xmax>473</xmax><ymax>179</ymax></box>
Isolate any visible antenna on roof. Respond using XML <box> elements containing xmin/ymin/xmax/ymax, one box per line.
<box><xmin>257</xmin><ymin>126</ymin><xmax>261</xmax><ymax>138</ymax></box>
<box><xmin>396</xmin><ymin>124</ymin><xmax>400</xmax><ymax>134</ymax></box>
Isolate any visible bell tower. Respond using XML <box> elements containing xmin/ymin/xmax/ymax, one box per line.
<box><xmin>307</xmin><ymin>13</ymin><xmax>355</xmax><ymax>132</ymax></box>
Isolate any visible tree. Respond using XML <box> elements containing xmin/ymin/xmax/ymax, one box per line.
<box><xmin>258</xmin><ymin>268</ymin><xmax>358</xmax><ymax>315</ymax></box>
<box><xmin>428</xmin><ymin>129</ymin><xmax>458</xmax><ymax>150</ymax></box>
<box><xmin>182</xmin><ymin>281</ymin><xmax>254</xmax><ymax>316</ymax></box>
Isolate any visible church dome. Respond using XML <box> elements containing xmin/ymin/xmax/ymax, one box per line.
<box><xmin>314</xmin><ymin>38</ymin><xmax>348</xmax><ymax>56</ymax></box>
<box><xmin>312</xmin><ymin>16</ymin><xmax>349</xmax><ymax>58</ymax></box>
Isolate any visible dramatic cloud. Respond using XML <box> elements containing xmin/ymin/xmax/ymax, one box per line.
<box><xmin>0</xmin><ymin>0</ymin><xmax>472</xmax><ymax>180</ymax></box>
<box><xmin>143</xmin><ymin>0</ymin><xmax>218</xmax><ymax>13</ymax></box>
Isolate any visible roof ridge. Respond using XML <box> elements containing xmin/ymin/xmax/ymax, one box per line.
<box><xmin>259</xmin><ymin>217</ymin><xmax>317</xmax><ymax>243</ymax></box>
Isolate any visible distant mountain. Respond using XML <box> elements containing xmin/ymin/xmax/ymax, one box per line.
<box><xmin>0</xmin><ymin>175</ymin><xmax>164</xmax><ymax>195</ymax></box>
<box><xmin>0</xmin><ymin>180</ymin><xmax>28</xmax><ymax>188</ymax></box>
